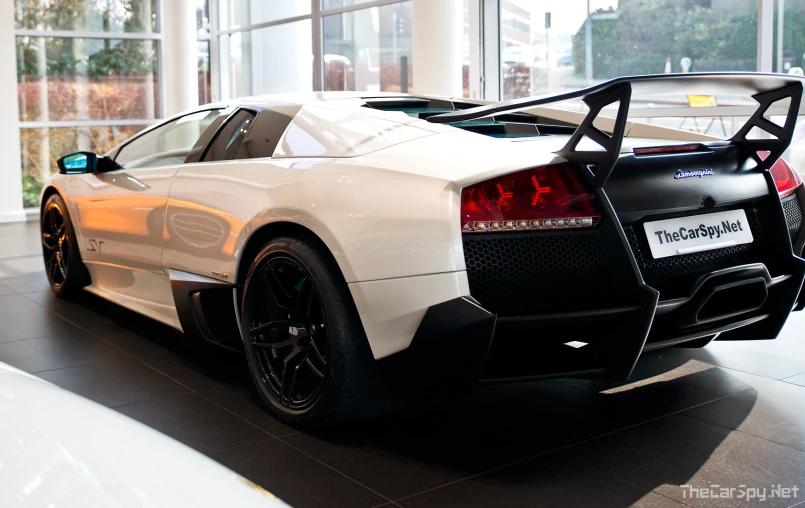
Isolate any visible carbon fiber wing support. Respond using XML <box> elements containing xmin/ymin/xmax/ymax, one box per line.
<box><xmin>554</xmin><ymin>83</ymin><xmax>631</xmax><ymax>187</ymax></box>
<box><xmin>426</xmin><ymin>73</ymin><xmax>805</xmax><ymax>187</ymax></box>
<box><xmin>732</xmin><ymin>82</ymin><xmax>803</xmax><ymax>172</ymax></box>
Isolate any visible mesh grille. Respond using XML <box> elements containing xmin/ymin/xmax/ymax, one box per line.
<box><xmin>463</xmin><ymin>231</ymin><xmax>608</xmax><ymax>316</ymax></box>
<box><xmin>783</xmin><ymin>195</ymin><xmax>802</xmax><ymax>244</ymax></box>
<box><xmin>623</xmin><ymin>207</ymin><xmax>763</xmax><ymax>293</ymax></box>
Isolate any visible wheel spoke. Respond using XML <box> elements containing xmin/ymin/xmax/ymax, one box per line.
<box><xmin>305</xmin><ymin>357</ymin><xmax>325</xmax><ymax>378</ymax></box>
<box><xmin>57</xmin><ymin>252</ymin><xmax>67</xmax><ymax>279</ymax></box>
<box><xmin>42</xmin><ymin>234</ymin><xmax>55</xmax><ymax>250</ymax></box>
<box><xmin>305</xmin><ymin>282</ymin><xmax>315</xmax><ymax>316</ymax></box>
<box><xmin>49</xmin><ymin>253</ymin><xmax>59</xmax><ymax>281</ymax></box>
<box><xmin>309</xmin><ymin>336</ymin><xmax>327</xmax><ymax>366</ymax></box>
<box><xmin>249</xmin><ymin>317</ymin><xmax>290</xmax><ymax>334</ymax></box>
<box><xmin>61</xmin><ymin>238</ymin><xmax>69</xmax><ymax>265</ymax></box>
<box><xmin>280</xmin><ymin>347</ymin><xmax>307</xmax><ymax>404</ymax></box>
<box><xmin>45</xmin><ymin>207</ymin><xmax>53</xmax><ymax>233</ymax></box>
<box><xmin>261</xmin><ymin>349</ymin><xmax>283</xmax><ymax>391</ymax></box>
<box><xmin>285</xmin><ymin>361</ymin><xmax>305</xmax><ymax>404</ymax></box>
<box><xmin>49</xmin><ymin>207</ymin><xmax>59</xmax><ymax>236</ymax></box>
<box><xmin>262</xmin><ymin>264</ymin><xmax>297</xmax><ymax>313</ymax></box>
<box><xmin>251</xmin><ymin>336</ymin><xmax>297</xmax><ymax>349</ymax></box>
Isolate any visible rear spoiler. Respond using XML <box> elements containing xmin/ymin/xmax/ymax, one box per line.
<box><xmin>427</xmin><ymin>73</ymin><xmax>805</xmax><ymax>186</ymax></box>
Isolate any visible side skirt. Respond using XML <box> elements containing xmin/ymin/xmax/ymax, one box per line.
<box><xmin>168</xmin><ymin>269</ymin><xmax>243</xmax><ymax>352</ymax></box>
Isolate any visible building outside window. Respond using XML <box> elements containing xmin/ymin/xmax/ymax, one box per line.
<box><xmin>494</xmin><ymin>0</ymin><xmax>805</xmax><ymax>143</ymax></box>
<box><xmin>500</xmin><ymin>0</ymin><xmax>765</xmax><ymax>101</ymax></box>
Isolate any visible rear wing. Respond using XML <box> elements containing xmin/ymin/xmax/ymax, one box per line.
<box><xmin>427</xmin><ymin>73</ymin><xmax>805</xmax><ymax>187</ymax></box>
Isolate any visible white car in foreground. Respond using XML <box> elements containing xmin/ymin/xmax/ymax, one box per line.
<box><xmin>40</xmin><ymin>73</ymin><xmax>805</xmax><ymax>427</ymax></box>
<box><xmin>0</xmin><ymin>362</ymin><xmax>287</xmax><ymax>508</ymax></box>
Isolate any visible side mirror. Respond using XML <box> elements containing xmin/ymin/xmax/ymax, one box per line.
<box><xmin>57</xmin><ymin>152</ymin><xmax>95</xmax><ymax>174</ymax></box>
<box><xmin>57</xmin><ymin>152</ymin><xmax>121</xmax><ymax>174</ymax></box>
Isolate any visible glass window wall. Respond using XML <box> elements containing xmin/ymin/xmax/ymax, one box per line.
<box><xmin>15</xmin><ymin>0</ymin><xmax>162</xmax><ymax>208</ymax></box>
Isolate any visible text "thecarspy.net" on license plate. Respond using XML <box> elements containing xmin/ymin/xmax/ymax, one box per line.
<box><xmin>653</xmin><ymin>219</ymin><xmax>745</xmax><ymax>245</ymax></box>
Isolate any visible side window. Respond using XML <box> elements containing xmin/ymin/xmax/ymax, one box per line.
<box><xmin>202</xmin><ymin>109</ymin><xmax>257</xmax><ymax>162</ymax></box>
<box><xmin>237</xmin><ymin>106</ymin><xmax>299</xmax><ymax>159</ymax></box>
<box><xmin>185</xmin><ymin>107</ymin><xmax>235</xmax><ymax>162</ymax></box>
<box><xmin>115</xmin><ymin>109</ymin><xmax>224</xmax><ymax>169</ymax></box>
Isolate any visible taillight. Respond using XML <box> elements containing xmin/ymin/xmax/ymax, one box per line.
<box><xmin>757</xmin><ymin>152</ymin><xmax>803</xmax><ymax>199</ymax></box>
<box><xmin>770</xmin><ymin>157</ymin><xmax>803</xmax><ymax>199</ymax></box>
<box><xmin>461</xmin><ymin>163</ymin><xmax>600</xmax><ymax>233</ymax></box>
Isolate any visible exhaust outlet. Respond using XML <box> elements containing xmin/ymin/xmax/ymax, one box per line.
<box><xmin>696</xmin><ymin>278</ymin><xmax>768</xmax><ymax>323</ymax></box>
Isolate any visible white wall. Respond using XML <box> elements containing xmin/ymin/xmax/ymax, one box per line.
<box><xmin>0</xmin><ymin>0</ymin><xmax>25</xmax><ymax>222</ymax></box>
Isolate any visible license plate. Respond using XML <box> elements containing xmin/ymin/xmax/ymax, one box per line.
<box><xmin>642</xmin><ymin>209</ymin><xmax>754</xmax><ymax>259</ymax></box>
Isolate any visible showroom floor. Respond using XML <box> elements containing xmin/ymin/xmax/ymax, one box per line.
<box><xmin>2</xmin><ymin>220</ymin><xmax>805</xmax><ymax>508</ymax></box>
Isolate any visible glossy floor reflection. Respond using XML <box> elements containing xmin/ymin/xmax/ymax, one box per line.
<box><xmin>2</xmin><ymin>220</ymin><xmax>805</xmax><ymax>507</ymax></box>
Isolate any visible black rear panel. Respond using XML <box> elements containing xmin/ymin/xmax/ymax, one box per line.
<box><xmin>603</xmin><ymin>144</ymin><xmax>788</xmax><ymax>298</ymax></box>
<box><xmin>463</xmin><ymin>230</ymin><xmax>612</xmax><ymax>316</ymax></box>
<box><xmin>604</xmin><ymin>145</ymin><xmax>767</xmax><ymax>223</ymax></box>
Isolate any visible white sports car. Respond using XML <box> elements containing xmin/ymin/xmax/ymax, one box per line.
<box><xmin>0</xmin><ymin>362</ymin><xmax>286</xmax><ymax>507</ymax></box>
<box><xmin>41</xmin><ymin>73</ymin><xmax>805</xmax><ymax>426</ymax></box>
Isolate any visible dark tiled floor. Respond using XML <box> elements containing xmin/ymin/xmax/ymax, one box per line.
<box><xmin>2</xmin><ymin>220</ymin><xmax>805</xmax><ymax>508</ymax></box>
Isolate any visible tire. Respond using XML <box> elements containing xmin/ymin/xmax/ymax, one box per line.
<box><xmin>41</xmin><ymin>193</ymin><xmax>90</xmax><ymax>297</ymax></box>
<box><xmin>240</xmin><ymin>236</ymin><xmax>387</xmax><ymax>427</ymax></box>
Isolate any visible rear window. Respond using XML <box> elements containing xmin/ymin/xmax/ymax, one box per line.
<box><xmin>237</xmin><ymin>108</ymin><xmax>298</xmax><ymax>159</ymax></box>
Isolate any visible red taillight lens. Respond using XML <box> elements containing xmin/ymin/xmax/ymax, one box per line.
<box><xmin>770</xmin><ymin>157</ymin><xmax>803</xmax><ymax>199</ymax></box>
<box><xmin>461</xmin><ymin>163</ymin><xmax>600</xmax><ymax>233</ymax></box>
<box><xmin>757</xmin><ymin>152</ymin><xmax>803</xmax><ymax>199</ymax></box>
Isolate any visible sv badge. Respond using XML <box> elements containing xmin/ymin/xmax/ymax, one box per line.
<box><xmin>87</xmin><ymin>239</ymin><xmax>104</xmax><ymax>253</ymax></box>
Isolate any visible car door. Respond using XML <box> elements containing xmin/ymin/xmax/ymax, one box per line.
<box><xmin>162</xmin><ymin>104</ymin><xmax>301</xmax><ymax>282</ymax></box>
<box><xmin>69</xmin><ymin>109</ymin><xmax>228</xmax><ymax>328</ymax></box>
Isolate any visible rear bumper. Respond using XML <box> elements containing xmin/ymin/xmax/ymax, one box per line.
<box><xmin>396</xmin><ymin>259</ymin><xmax>803</xmax><ymax>386</ymax></box>
<box><xmin>391</xmin><ymin>186</ymin><xmax>805</xmax><ymax>385</ymax></box>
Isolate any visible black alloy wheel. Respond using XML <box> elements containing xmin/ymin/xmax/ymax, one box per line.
<box><xmin>41</xmin><ymin>193</ymin><xmax>90</xmax><ymax>297</ymax></box>
<box><xmin>241</xmin><ymin>237</ymin><xmax>390</xmax><ymax>426</ymax></box>
<box><xmin>42</xmin><ymin>200</ymin><xmax>71</xmax><ymax>289</ymax></box>
<box><xmin>243</xmin><ymin>254</ymin><xmax>329</xmax><ymax>412</ymax></box>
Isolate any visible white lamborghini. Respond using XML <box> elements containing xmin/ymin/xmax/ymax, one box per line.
<box><xmin>41</xmin><ymin>73</ymin><xmax>805</xmax><ymax>426</ymax></box>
